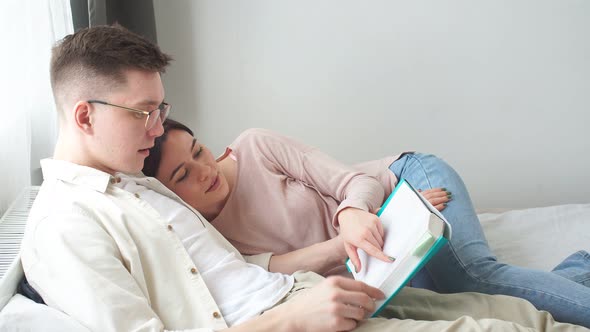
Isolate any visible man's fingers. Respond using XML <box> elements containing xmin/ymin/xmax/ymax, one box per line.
<box><xmin>328</xmin><ymin>276</ymin><xmax>385</xmax><ymax>300</ymax></box>
<box><xmin>334</xmin><ymin>290</ymin><xmax>378</xmax><ymax>316</ymax></box>
<box><xmin>338</xmin><ymin>304</ymin><xmax>367</xmax><ymax>322</ymax></box>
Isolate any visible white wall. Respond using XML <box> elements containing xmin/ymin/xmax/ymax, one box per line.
<box><xmin>153</xmin><ymin>0</ymin><xmax>590</xmax><ymax>209</ymax></box>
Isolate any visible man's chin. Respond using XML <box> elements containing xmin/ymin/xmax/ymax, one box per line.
<box><xmin>119</xmin><ymin>161</ymin><xmax>145</xmax><ymax>175</ymax></box>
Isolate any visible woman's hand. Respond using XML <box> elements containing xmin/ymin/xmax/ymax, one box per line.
<box><xmin>418</xmin><ymin>188</ymin><xmax>452</xmax><ymax>211</ymax></box>
<box><xmin>338</xmin><ymin>207</ymin><xmax>394</xmax><ymax>273</ymax></box>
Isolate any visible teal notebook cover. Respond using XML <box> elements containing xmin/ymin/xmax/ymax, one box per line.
<box><xmin>345</xmin><ymin>178</ymin><xmax>452</xmax><ymax>317</ymax></box>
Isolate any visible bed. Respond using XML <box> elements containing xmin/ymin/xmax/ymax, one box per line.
<box><xmin>1</xmin><ymin>201</ymin><xmax>589</xmax><ymax>330</ymax></box>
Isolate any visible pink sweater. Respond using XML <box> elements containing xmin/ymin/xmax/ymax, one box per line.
<box><xmin>212</xmin><ymin>128</ymin><xmax>400</xmax><ymax>271</ymax></box>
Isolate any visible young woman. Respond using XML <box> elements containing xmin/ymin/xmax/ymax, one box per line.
<box><xmin>143</xmin><ymin>119</ymin><xmax>590</xmax><ymax>328</ymax></box>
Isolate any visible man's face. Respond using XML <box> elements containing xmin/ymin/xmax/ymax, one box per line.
<box><xmin>87</xmin><ymin>69</ymin><xmax>165</xmax><ymax>174</ymax></box>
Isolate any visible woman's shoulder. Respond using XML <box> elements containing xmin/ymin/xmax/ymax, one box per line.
<box><xmin>230</xmin><ymin>128</ymin><xmax>297</xmax><ymax>151</ymax></box>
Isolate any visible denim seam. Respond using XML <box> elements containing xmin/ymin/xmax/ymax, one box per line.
<box><xmin>404</xmin><ymin>154</ymin><xmax>434</xmax><ymax>190</ymax></box>
<box><xmin>574</xmin><ymin>273</ymin><xmax>590</xmax><ymax>284</ymax></box>
<box><xmin>578</xmin><ymin>250</ymin><xmax>590</xmax><ymax>260</ymax></box>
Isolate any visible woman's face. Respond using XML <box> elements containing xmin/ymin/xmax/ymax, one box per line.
<box><xmin>156</xmin><ymin>129</ymin><xmax>230</xmax><ymax>219</ymax></box>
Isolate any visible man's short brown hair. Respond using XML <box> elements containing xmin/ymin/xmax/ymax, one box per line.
<box><xmin>50</xmin><ymin>24</ymin><xmax>172</xmax><ymax>115</ymax></box>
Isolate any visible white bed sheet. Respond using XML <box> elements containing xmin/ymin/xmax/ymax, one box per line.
<box><xmin>479</xmin><ymin>203</ymin><xmax>590</xmax><ymax>271</ymax></box>
<box><xmin>1</xmin><ymin>203</ymin><xmax>589</xmax><ymax>329</ymax></box>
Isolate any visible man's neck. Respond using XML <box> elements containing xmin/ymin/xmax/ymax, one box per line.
<box><xmin>53</xmin><ymin>135</ymin><xmax>116</xmax><ymax>175</ymax></box>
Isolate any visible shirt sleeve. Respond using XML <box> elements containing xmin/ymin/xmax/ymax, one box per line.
<box><xmin>235</xmin><ymin>128</ymin><xmax>386</xmax><ymax>231</ymax></box>
<box><xmin>243</xmin><ymin>252</ymin><xmax>274</xmax><ymax>271</ymax></box>
<box><xmin>24</xmin><ymin>213</ymin><xmax>214</xmax><ymax>332</ymax></box>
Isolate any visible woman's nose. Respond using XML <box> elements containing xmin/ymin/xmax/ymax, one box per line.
<box><xmin>194</xmin><ymin>162</ymin><xmax>211</xmax><ymax>182</ymax></box>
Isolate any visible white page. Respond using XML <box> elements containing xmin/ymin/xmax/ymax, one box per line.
<box><xmin>353</xmin><ymin>182</ymin><xmax>431</xmax><ymax>287</ymax></box>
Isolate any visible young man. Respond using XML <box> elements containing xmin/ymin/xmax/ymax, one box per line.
<box><xmin>20</xmin><ymin>25</ymin><xmax>588</xmax><ymax>332</ymax></box>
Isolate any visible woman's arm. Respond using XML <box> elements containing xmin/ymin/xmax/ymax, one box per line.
<box><xmin>268</xmin><ymin>236</ymin><xmax>348</xmax><ymax>275</ymax></box>
<box><xmin>235</xmin><ymin>130</ymin><xmax>448</xmax><ymax>273</ymax></box>
<box><xmin>237</xmin><ymin>129</ymin><xmax>390</xmax><ymax>272</ymax></box>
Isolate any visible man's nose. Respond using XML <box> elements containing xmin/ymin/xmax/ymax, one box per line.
<box><xmin>148</xmin><ymin>118</ymin><xmax>165</xmax><ymax>137</ymax></box>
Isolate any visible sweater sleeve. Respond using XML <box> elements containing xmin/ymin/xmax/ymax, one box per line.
<box><xmin>231</xmin><ymin>128</ymin><xmax>386</xmax><ymax>231</ymax></box>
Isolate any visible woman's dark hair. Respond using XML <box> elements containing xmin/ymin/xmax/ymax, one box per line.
<box><xmin>142</xmin><ymin>118</ymin><xmax>194</xmax><ymax>177</ymax></box>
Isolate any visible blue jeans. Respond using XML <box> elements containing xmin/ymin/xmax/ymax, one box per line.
<box><xmin>389</xmin><ymin>152</ymin><xmax>590</xmax><ymax>328</ymax></box>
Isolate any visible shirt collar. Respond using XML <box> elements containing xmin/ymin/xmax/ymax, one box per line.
<box><xmin>40</xmin><ymin>158</ymin><xmax>115</xmax><ymax>193</ymax></box>
<box><xmin>40</xmin><ymin>158</ymin><xmax>210</xmax><ymax>227</ymax></box>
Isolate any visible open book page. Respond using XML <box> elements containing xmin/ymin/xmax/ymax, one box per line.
<box><xmin>352</xmin><ymin>182</ymin><xmax>432</xmax><ymax>288</ymax></box>
<box><xmin>346</xmin><ymin>179</ymin><xmax>452</xmax><ymax>316</ymax></box>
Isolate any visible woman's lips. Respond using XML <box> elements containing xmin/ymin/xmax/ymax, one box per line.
<box><xmin>206</xmin><ymin>175</ymin><xmax>220</xmax><ymax>193</ymax></box>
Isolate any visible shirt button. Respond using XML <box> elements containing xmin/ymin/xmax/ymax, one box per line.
<box><xmin>134</xmin><ymin>193</ymin><xmax>140</xmax><ymax>198</ymax></box>
<box><xmin>167</xmin><ymin>224</ymin><xmax>173</xmax><ymax>231</ymax></box>
<box><xmin>109</xmin><ymin>177</ymin><xmax>116</xmax><ymax>184</ymax></box>
<box><xmin>212</xmin><ymin>312</ymin><xmax>220</xmax><ymax>319</ymax></box>
<box><xmin>190</xmin><ymin>267</ymin><xmax>197</xmax><ymax>274</ymax></box>
<box><xmin>116</xmin><ymin>177</ymin><xmax>121</xmax><ymax>183</ymax></box>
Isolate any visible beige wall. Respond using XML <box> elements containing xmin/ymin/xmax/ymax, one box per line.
<box><xmin>154</xmin><ymin>0</ymin><xmax>590</xmax><ymax>209</ymax></box>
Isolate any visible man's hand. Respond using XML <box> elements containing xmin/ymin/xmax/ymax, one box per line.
<box><xmin>418</xmin><ymin>188</ymin><xmax>452</xmax><ymax>211</ymax></box>
<box><xmin>280</xmin><ymin>276</ymin><xmax>385</xmax><ymax>332</ymax></box>
<box><xmin>338</xmin><ymin>207</ymin><xmax>393</xmax><ymax>273</ymax></box>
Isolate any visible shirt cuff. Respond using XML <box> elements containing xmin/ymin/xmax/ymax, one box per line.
<box><xmin>243</xmin><ymin>252</ymin><xmax>273</xmax><ymax>271</ymax></box>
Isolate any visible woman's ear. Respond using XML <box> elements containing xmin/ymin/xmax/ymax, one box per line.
<box><xmin>73</xmin><ymin>101</ymin><xmax>93</xmax><ymax>134</ymax></box>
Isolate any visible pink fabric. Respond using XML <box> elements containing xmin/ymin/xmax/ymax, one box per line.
<box><xmin>212</xmin><ymin>128</ymin><xmax>399</xmax><ymax>263</ymax></box>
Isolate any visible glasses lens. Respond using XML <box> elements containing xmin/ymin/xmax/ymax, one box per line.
<box><xmin>159</xmin><ymin>104</ymin><xmax>170</xmax><ymax>124</ymax></box>
<box><xmin>145</xmin><ymin>109</ymin><xmax>161</xmax><ymax>130</ymax></box>
<box><xmin>145</xmin><ymin>103</ymin><xmax>170</xmax><ymax>130</ymax></box>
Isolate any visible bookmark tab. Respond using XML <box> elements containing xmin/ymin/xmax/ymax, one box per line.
<box><xmin>412</xmin><ymin>232</ymin><xmax>436</xmax><ymax>257</ymax></box>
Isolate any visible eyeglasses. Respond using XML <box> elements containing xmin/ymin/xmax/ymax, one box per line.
<box><xmin>87</xmin><ymin>100</ymin><xmax>171</xmax><ymax>130</ymax></box>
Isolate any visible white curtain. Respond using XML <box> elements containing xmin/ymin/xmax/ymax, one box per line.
<box><xmin>0</xmin><ymin>1</ymin><xmax>73</xmax><ymax>214</ymax></box>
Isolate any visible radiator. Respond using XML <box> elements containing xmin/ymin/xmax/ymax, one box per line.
<box><xmin>0</xmin><ymin>186</ymin><xmax>40</xmax><ymax>310</ymax></box>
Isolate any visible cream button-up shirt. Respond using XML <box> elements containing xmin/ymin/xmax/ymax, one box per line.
<box><xmin>20</xmin><ymin>159</ymin><xmax>273</xmax><ymax>331</ymax></box>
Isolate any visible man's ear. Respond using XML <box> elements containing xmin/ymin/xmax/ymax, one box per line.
<box><xmin>73</xmin><ymin>101</ymin><xmax>93</xmax><ymax>134</ymax></box>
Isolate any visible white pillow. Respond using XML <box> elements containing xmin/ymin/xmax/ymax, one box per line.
<box><xmin>0</xmin><ymin>257</ymin><xmax>23</xmax><ymax>311</ymax></box>
<box><xmin>0</xmin><ymin>294</ymin><xmax>88</xmax><ymax>332</ymax></box>
<box><xmin>479</xmin><ymin>203</ymin><xmax>590</xmax><ymax>271</ymax></box>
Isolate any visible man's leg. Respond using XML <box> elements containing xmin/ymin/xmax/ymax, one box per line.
<box><xmin>277</xmin><ymin>273</ymin><xmax>588</xmax><ymax>331</ymax></box>
<box><xmin>389</xmin><ymin>153</ymin><xmax>590</xmax><ymax>327</ymax></box>
<box><xmin>354</xmin><ymin>287</ymin><xmax>589</xmax><ymax>332</ymax></box>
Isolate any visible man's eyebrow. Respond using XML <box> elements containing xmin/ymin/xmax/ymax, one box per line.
<box><xmin>169</xmin><ymin>138</ymin><xmax>197</xmax><ymax>181</ymax></box>
<box><xmin>133</xmin><ymin>100</ymin><xmax>164</xmax><ymax>109</ymax></box>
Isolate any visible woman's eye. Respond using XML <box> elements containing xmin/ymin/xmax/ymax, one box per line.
<box><xmin>133</xmin><ymin>112</ymin><xmax>144</xmax><ymax>119</ymax></box>
<box><xmin>193</xmin><ymin>146</ymin><xmax>202</xmax><ymax>159</ymax></box>
<box><xmin>177</xmin><ymin>169</ymin><xmax>188</xmax><ymax>183</ymax></box>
